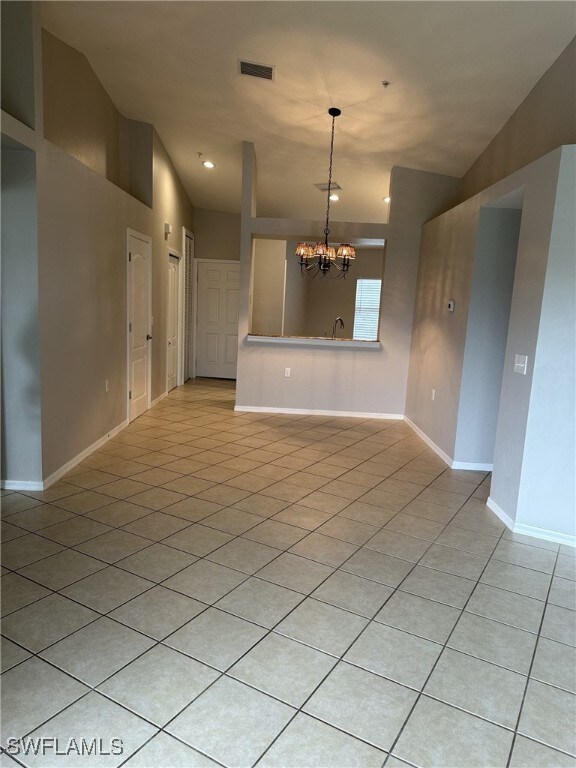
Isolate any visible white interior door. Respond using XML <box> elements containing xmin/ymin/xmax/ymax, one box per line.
<box><xmin>196</xmin><ymin>260</ymin><xmax>239</xmax><ymax>379</ymax></box>
<box><xmin>128</xmin><ymin>232</ymin><xmax>151</xmax><ymax>421</ymax></box>
<box><xmin>167</xmin><ymin>255</ymin><xmax>179</xmax><ymax>392</ymax></box>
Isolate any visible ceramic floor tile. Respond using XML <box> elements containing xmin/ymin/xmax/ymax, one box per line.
<box><xmin>161</xmin><ymin>497</ymin><xmax>223</xmax><ymax>522</ymax></box>
<box><xmin>509</xmin><ymin>735</ymin><xmax>576</xmax><ymax>767</ymax></box>
<box><xmin>312</xmin><ymin>570</ymin><xmax>393</xmax><ymax>618</ymax></box>
<box><xmin>243</xmin><ymin>519</ymin><xmax>308</xmax><ymax>549</ymax></box>
<box><xmin>315</xmin><ymin>516</ymin><xmax>378</xmax><ymax>545</ymax></box>
<box><xmin>344</xmin><ymin>621</ymin><xmax>442</xmax><ymax>689</ymax></box>
<box><xmin>161</xmin><ymin>523</ymin><xmax>234</xmax><ymax>556</ymax></box>
<box><xmin>364</xmin><ymin>528</ymin><xmax>431</xmax><ymax>562</ymax></box>
<box><xmin>555</xmin><ymin>554</ymin><xmax>576</xmax><ymax>581</ymax></box>
<box><xmin>289</xmin><ymin>532</ymin><xmax>358</xmax><ymax>568</ymax></box>
<box><xmin>518</xmin><ymin>679</ymin><xmax>576</xmax><ymax>755</ymax></box>
<box><xmin>85</xmin><ymin>499</ymin><xmax>152</xmax><ymax>527</ymax></box>
<box><xmin>531</xmin><ymin>636</ymin><xmax>576</xmax><ymax>693</ymax></box>
<box><xmin>94</xmin><ymin>477</ymin><xmax>154</xmax><ymax>500</ymax></box>
<box><xmin>1</xmin><ymin>637</ymin><xmax>32</xmax><ymax>672</ymax></box>
<box><xmin>53</xmin><ymin>490</ymin><xmax>114</xmax><ymax>514</ymax></box>
<box><xmin>424</xmin><ymin>647</ymin><xmax>526</xmax><ymax>728</ymax></box>
<box><xmin>216</xmin><ymin>577</ymin><xmax>303</xmax><ymax>628</ymax></box>
<box><xmin>374</xmin><ymin>590</ymin><xmax>460</xmax><ymax>643</ymax></box>
<box><xmin>98</xmin><ymin>644</ymin><xmax>219</xmax><ymax>726</ymax></box>
<box><xmin>61</xmin><ymin>566</ymin><xmax>154</xmax><ymax>613</ymax></box>
<box><xmin>259</xmin><ymin>481</ymin><xmax>312</xmax><ymax>503</ymax></box>
<box><xmin>122</xmin><ymin>732</ymin><xmax>219</xmax><ymax>767</ymax></box>
<box><xmin>117</xmin><ymin>542</ymin><xmax>197</xmax><ymax>582</ymax></box>
<box><xmin>384</xmin><ymin>514</ymin><xmax>445</xmax><ymax>541</ymax></box>
<box><xmin>201</xmin><ymin>507</ymin><xmax>263</xmax><ymax>535</ymax></box>
<box><xmin>255</xmin><ymin>552</ymin><xmax>334</xmax><ymax>594</ymax></box>
<box><xmin>0</xmin><ymin>657</ymin><xmax>88</xmax><ymax>743</ymax></box>
<box><xmin>4</xmin><ymin>505</ymin><xmax>75</xmax><ymax>532</ymax></box>
<box><xmin>418</xmin><ymin>543</ymin><xmax>488</xmax><ymax>580</ymax></box>
<box><xmin>122</xmin><ymin>511</ymin><xmax>192</xmax><ymax>540</ymax></box>
<box><xmin>492</xmin><ymin>540</ymin><xmax>557</xmax><ymax>574</ymax></box>
<box><xmin>1</xmin><ymin>572</ymin><xmax>52</xmax><ymax>616</ymax></box>
<box><xmin>232</xmin><ymin>494</ymin><xmax>293</xmax><ymax>518</ymax></box>
<box><xmin>272</xmin><ymin>504</ymin><xmax>334</xmax><ymax>530</ymax></box>
<box><xmin>75</xmin><ymin>529</ymin><xmax>151</xmax><ymax>563</ymax></box>
<box><xmin>1</xmin><ymin>534</ymin><xmax>65</xmax><ymax>570</ymax></box>
<box><xmin>0</xmin><ymin>522</ymin><xmax>27</xmax><ymax>543</ymax></box>
<box><xmin>448</xmin><ymin>612</ymin><xmax>537</xmax><ymax>674</ymax></box>
<box><xmin>229</xmin><ymin>632</ymin><xmax>337</xmax><ymax>707</ymax></box>
<box><xmin>207</xmin><ymin>537</ymin><xmax>280</xmax><ymax>574</ymax></box>
<box><xmin>2</xmin><ymin>494</ymin><xmax>45</xmax><ymax>514</ymax></box>
<box><xmin>1</xmin><ymin>593</ymin><xmax>99</xmax><ymax>652</ymax></box>
<box><xmin>127</xmin><ymin>487</ymin><xmax>188</xmax><ymax>511</ymax></box>
<box><xmin>165</xmin><ymin>607</ymin><xmax>267</xmax><ymax>670</ymax></box>
<box><xmin>109</xmin><ymin>585</ymin><xmax>206</xmax><ymax>639</ymax></box>
<box><xmin>22</xmin><ymin>691</ymin><xmax>157</xmax><ymax>768</ymax></box>
<box><xmin>256</xmin><ymin>712</ymin><xmax>386</xmax><ymax>768</ymax></box>
<box><xmin>166</xmin><ymin>676</ymin><xmax>295</xmax><ymax>767</ymax></box>
<box><xmin>340</xmin><ymin>548</ymin><xmax>414</xmax><ymax>587</ymax></box>
<box><xmin>465</xmin><ymin>582</ymin><xmax>545</xmax><ymax>633</ymax></box>
<box><xmin>40</xmin><ymin>516</ymin><xmax>111</xmax><ymax>547</ymax></box>
<box><xmin>400</xmin><ymin>565</ymin><xmax>476</xmax><ymax>608</ymax></box>
<box><xmin>541</xmin><ymin>604</ymin><xmax>576</xmax><ymax>646</ymax></box>
<box><xmin>393</xmin><ymin>695</ymin><xmax>514</xmax><ymax>768</ymax></box>
<box><xmin>548</xmin><ymin>576</ymin><xmax>576</xmax><ymax>610</ymax></box>
<box><xmin>163</xmin><ymin>559</ymin><xmax>247</xmax><ymax>603</ymax></box>
<box><xmin>400</xmin><ymin>498</ymin><xmax>456</xmax><ymax>524</ymax></box>
<box><xmin>275</xmin><ymin>598</ymin><xmax>368</xmax><ymax>657</ymax></box>
<box><xmin>305</xmin><ymin>660</ymin><xmax>418</xmax><ymax>751</ymax></box>
<box><xmin>40</xmin><ymin>616</ymin><xmax>155</xmax><ymax>686</ymax></box>
<box><xmin>337</xmin><ymin>500</ymin><xmax>396</xmax><ymax>527</ymax></box>
<box><xmin>435</xmin><ymin>525</ymin><xmax>500</xmax><ymax>556</ymax></box>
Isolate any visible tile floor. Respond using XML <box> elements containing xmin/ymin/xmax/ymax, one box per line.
<box><xmin>1</xmin><ymin>378</ymin><xmax>575</xmax><ymax>768</ymax></box>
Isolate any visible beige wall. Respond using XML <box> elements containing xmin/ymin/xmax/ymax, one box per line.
<box><xmin>251</xmin><ymin>239</ymin><xmax>286</xmax><ymax>335</ymax></box>
<box><xmin>193</xmin><ymin>208</ymin><xmax>240</xmax><ymax>261</ymax></box>
<box><xmin>42</xmin><ymin>30</ymin><xmax>121</xmax><ymax>186</ymax></box>
<box><xmin>462</xmin><ymin>38</ymin><xmax>576</xmax><ymax>200</ymax></box>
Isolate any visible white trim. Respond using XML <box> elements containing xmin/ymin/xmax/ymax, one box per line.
<box><xmin>151</xmin><ymin>392</ymin><xmax>168</xmax><ymax>408</ymax></box>
<box><xmin>183</xmin><ymin>228</ymin><xmax>195</xmax><ymax>380</ymax></box>
<box><xmin>166</xmin><ymin>248</ymin><xmax>184</xmax><ymax>391</ymax></box>
<box><xmin>486</xmin><ymin>496</ymin><xmax>515</xmax><ymax>530</ymax></box>
<box><xmin>513</xmin><ymin>523</ymin><xmax>576</xmax><ymax>548</ymax></box>
<box><xmin>234</xmin><ymin>405</ymin><xmax>403</xmax><ymax>419</ymax></box>
<box><xmin>1</xmin><ymin>419</ymin><xmax>130</xmax><ymax>491</ymax></box>
<box><xmin>127</xmin><ymin>230</ymin><xmax>153</xmax><ymax>422</ymax></box>
<box><xmin>2</xmin><ymin>480</ymin><xmax>44</xmax><ymax>491</ymax></box>
<box><xmin>487</xmin><ymin>496</ymin><xmax>576</xmax><ymax>546</ymax></box>
<box><xmin>404</xmin><ymin>418</ymin><xmax>452</xmax><ymax>467</ymax></box>
<box><xmin>452</xmin><ymin>460</ymin><xmax>493</xmax><ymax>471</ymax></box>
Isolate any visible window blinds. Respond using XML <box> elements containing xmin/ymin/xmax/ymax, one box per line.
<box><xmin>353</xmin><ymin>278</ymin><xmax>382</xmax><ymax>341</ymax></box>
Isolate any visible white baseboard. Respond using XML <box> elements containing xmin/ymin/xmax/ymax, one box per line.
<box><xmin>234</xmin><ymin>405</ymin><xmax>404</xmax><ymax>420</ymax></box>
<box><xmin>486</xmin><ymin>496</ymin><xmax>515</xmax><ymax>530</ymax></box>
<box><xmin>513</xmin><ymin>523</ymin><xmax>575</xmax><ymax>548</ymax></box>
<box><xmin>452</xmin><ymin>460</ymin><xmax>493</xmax><ymax>471</ymax></box>
<box><xmin>405</xmin><ymin>418</ymin><xmax>492</xmax><ymax>472</ymax></box>
<box><xmin>151</xmin><ymin>392</ymin><xmax>168</xmax><ymax>408</ymax></box>
<box><xmin>2</xmin><ymin>479</ymin><xmax>45</xmax><ymax>492</ymax></box>
<box><xmin>3</xmin><ymin>419</ymin><xmax>130</xmax><ymax>492</ymax></box>
<box><xmin>404</xmin><ymin>418</ymin><xmax>452</xmax><ymax>466</ymax></box>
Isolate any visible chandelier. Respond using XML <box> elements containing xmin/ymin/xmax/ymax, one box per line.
<box><xmin>295</xmin><ymin>107</ymin><xmax>356</xmax><ymax>279</ymax></box>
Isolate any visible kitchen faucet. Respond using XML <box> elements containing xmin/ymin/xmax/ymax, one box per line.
<box><xmin>332</xmin><ymin>317</ymin><xmax>344</xmax><ymax>338</ymax></box>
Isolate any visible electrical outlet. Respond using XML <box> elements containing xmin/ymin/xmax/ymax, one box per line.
<box><xmin>431</xmin><ymin>389</ymin><xmax>435</xmax><ymax>401</ymax></box>
<box><xmin>105</xmin><ymin>379</ymin><xmax>109</xmax><ymax>392</ymax></box>
<box><xmin>284</xmin><ymin>368</ymin><xmax>291</xmax><ymax>378</ymax></box>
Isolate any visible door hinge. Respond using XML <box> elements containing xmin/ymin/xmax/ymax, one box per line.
<box><xmin>129</xmin><ymin>391</ymin><xmax>132</xmax><ymax>400</ymax></box>
<box><xmin>129</xmin><ymin>322</ymin><xmax>132</xmax><ymax>332</ymax></box>
<box><xmin>128</xmin><ymin>252</ymin><xmax>132</xmax><ymax>262</ymax></box>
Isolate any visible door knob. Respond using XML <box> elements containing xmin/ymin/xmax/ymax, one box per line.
<box><xmin>146</xmin><ymin>335</ymin><xmax>152</xmax><ymax>340</ymax></box>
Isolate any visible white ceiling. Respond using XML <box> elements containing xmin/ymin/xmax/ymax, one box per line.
<box><xmin>40</xmin><ymin>1</ymin><xmax>575</xmax><ymax>223</ymax></box>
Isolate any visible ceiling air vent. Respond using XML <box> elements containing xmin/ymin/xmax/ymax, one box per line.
<box><xmin>239</xmin><ymin>60</ymin><xmax>275</xmax><ymax>81</ymax></box>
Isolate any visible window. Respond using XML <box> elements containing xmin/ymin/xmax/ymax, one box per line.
<box><xmin>353</xmin><ymin>278</ymin><xmax>382</xmax><ymax>340</ymax></box>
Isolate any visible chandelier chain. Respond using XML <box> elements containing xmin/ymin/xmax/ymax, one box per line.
<box><xmin>324</xmin><ymin>115</ymin><xmax>336</xmax><ymax>242</ymax></box>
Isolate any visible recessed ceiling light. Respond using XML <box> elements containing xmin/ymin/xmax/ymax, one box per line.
<box><xmin>202</xmin><ymin>160</ymin><xmax>215</xmax><ymax>169</ymax></box>
<box><xmin>329</xmin><ymin>194</ymin><xmax>340</xmax><ymax>202</ymax></box>
<box><xmin>383</xmin><ymin>196</ymin><xmax>391</xmax><ymax>203</ymax></box>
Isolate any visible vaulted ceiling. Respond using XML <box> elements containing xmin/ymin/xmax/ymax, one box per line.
<box><xmin>41</xmin><ymin>2</ymin><xmax>575</xmax><ymax>222</ymax></box>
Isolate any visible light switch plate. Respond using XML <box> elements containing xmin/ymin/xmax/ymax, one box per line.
<box><xmin>514</xmin><ymin>354</ymin><xmax>528</xmax><ymax>375</ymax></box>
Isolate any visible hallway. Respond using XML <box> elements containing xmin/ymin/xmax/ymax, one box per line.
<box><xmin>1</xmin><ymin>379</ymin><xmax>575</xmax><ymax>767</ymax></box>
